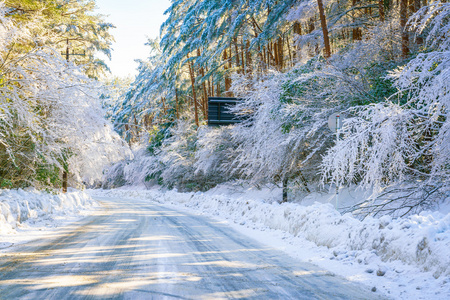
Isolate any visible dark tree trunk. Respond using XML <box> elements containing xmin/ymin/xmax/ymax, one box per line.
<box><xmin>175</xmin><ymin>88</ymin><xmax>179</xmax><ymax>120</ymax></box>
<box><xmin>234</xmin><ymin>37</ymin><xmax>240</xmax><ymax>73</ymax></box>
<box><xmin>62</xmin><ymin>170</ymin><xmax>67</xmax><ymax>193</ymax></box>
<box><xmin>293</xmin><ymin>22</ymin><xmax>302</xmax><ymax>61</ymax></box>
<box><xmin>317</xmin><ymin>0</ymin><xmax>331</xmax><ymax>58</ymax></box>
<box><xmin>352</xmin><ymin>0</ymin><xmax>362</xmax><ymax>40</ymax></box>
<box><xmin>246</xmin><ymin>40</ymin><xmax>252</xmax><ymax>74</ymax></box>
<box><xmin>282</xmin><ymin>177</ymin><xmax>288</xmax><ymax>203</ymax></box>
<box><xmin>223</xmin><ymin>49</ymin><xmax>232</xmax><ymax>95</ymax></box>
<box><xmin>379</xmin><ymin>0</ymin><xmax>385</xmax><ymax>21</ymax></box>
<box><xmin>197</xmin><ymin>48</ymin><xmax>208</xmax><ymax>118</ymax></box>
<box><xmin>400</xmin><ymin>0</ymin><xmax>409</xmax><ymax>58</ymax></box>
<box><xmin>277</xmin><ymin>36</ymin><xmax>284</xmax><ymax>70</ymax></box>
<box><xmin>414</xmin><ymin>0</ymin><xmax>423</xmax><ymax>45</ymax></box>
<box><xmin>187</xmin><ymin>53</ymin><xmax>199</xmax><ymax>127</ymax></box>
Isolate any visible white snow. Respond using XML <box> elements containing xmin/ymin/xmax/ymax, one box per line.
<box><xmin>91</xmin><ymin>184</ymin><xmax>450</xmax><ymax>300</ymax></box>
<box><xmin>1</xmin><ymin>185</ymin><xmax>448</xmax><ymax>299</ymax></box>
<box><xmin>0</xmin><ymin>188</ymin><xmax>98</xmax><ymax>249</ymax></box>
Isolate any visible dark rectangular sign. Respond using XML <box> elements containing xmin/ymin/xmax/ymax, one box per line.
<box><xmin>208</xmin><ymin>97</ymin><xmax>242</xmax><ymax>126</ymax></box>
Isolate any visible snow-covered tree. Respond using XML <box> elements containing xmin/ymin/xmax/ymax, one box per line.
<box><xmin>108</xmin><ymin>0</ymin><xmax>449</xmax><ymax>214</ymax></box>
<box><xmin>321</xmin><ymin>1</ymin><xmax>450</xmax><ymax>216</ymax></box>
<box><xmin>0</xmin><ymin>3</ymin><xmax>129</xmax><ymax>189</ymax></box>
<box><xmin>3</xmin><ymin>0</ymin><xmax>115</xmax><ymax>78</ymax></box>
<box><xmin>224</xmin><ymin>69</ymin><xmax>324</xmax><ymax>190</ymax></box>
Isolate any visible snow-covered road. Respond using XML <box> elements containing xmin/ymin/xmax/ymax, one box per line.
<box><xmin>0</xmin><ymin>196</ymin><xmax>381</xmax><ymax>299</ymax></box>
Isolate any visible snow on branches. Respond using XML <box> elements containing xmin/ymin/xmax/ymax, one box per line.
<box><xmin>0</xmin><ymin>4</ymin><xmax>129</xmax><ymax>189</ymax></box>
<box><xmin>321</xmin><ymin>2</ymin><xmax>450</xmax><ymax>215</ymax></box>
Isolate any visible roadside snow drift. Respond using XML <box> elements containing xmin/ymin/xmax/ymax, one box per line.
<box><xmin>0</xmin><ymin>188</ymin><xmax>96</xmax><ymax>234</ymax></box>
<box><xmin>94</xmin><ymin>186</ymin><xmax>450</xmax><ymax>280</ymax></box>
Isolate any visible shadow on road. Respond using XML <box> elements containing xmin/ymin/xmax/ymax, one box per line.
<box><xmin>0</xmin><ymin>198</ymin><xmax>382</xmax><ymax>299</ymax></box>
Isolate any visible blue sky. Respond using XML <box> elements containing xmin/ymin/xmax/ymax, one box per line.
<box><xmin>95</xmin><ymin>0</ymin><xmax>171</xmax><ymax>78</ymax></box>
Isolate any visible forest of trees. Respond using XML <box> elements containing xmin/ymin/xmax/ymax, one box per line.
<box><xmin>1</xmin><ymin>0</ymin><xmax>448</xmax><ymax>217</ymax></box>
<box><xmin>0</xmin><ymin>0</ymin><xmax>129</xmax><ymax>190</ymax></box>
<box><xmin>106</xmin><ymin>0</ymin><xmax>449</xmax><ymax>217</ymax></box>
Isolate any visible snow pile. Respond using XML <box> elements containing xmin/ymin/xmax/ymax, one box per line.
<box><xmin>0</xmin><ymin>188</ymin><xmax>97</xmax><ymax>234</ymax></box>
<box><xmin>95</xmin><ymin>186</ymin><xmax>450</xmax><ymax>280</ymax></box>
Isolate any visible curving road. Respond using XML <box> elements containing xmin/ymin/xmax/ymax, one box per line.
<box><xmin>0</xmin><ymin>196</ymin><xmax>382</xmax><ymax>299</ymax></box>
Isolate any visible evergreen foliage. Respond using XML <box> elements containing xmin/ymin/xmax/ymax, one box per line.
<box><xmin>3</xmin><ymin>0</ymin><xmax>114</xmax><ymax>78</ymax></box>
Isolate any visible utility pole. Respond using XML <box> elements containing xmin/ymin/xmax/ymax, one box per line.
<box><xmin>62</xmin><ymin>38</ymin><xmax>85</xmax><ymax>193</ymax></box>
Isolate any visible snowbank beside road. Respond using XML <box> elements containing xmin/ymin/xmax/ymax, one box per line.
<box><xmin>0</xmin><ymin>188</ymin><xmax>96</xmax><ymax>235</ymax></box>
<box><xmin>92</xmin><ymin>185</ymin><xmax>450</xmax><ymax>299</ymax></box>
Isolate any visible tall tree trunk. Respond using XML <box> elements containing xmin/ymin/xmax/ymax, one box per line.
<box><xmin>241</xmin><ymin>40</ymin><xmax>245</xmax><ymax>73</ymax></box>
<box><xmin>277</xmin><ymin>36</ymin><xmax>284</xmax><ymax>70</ymax></box>
<box><xmin>161</xmin><ymin>97</ymin><xmax>167</xmax><ymax>115</ymax></box>
<box><xmin>133</xmin><ymin>117</ymin><xmax>139</xmax><ymax>141</ymax></box>
<box><xmin>209</xmin><ymin>79</ymin><xmax>213</xmax><ymax>97</ymax></box>
<box><xmin>245</xmin><ymin>40</ymin><xmax>252</xmax><ymax>74</ymax></box>
<box><xmin>379</xmin><ymin>0</ymin><xmax>385</xmax><ymax>21</ymax></box>
<box><xmin>206</xmin><ymin>66</ymin><xmax>212</xmax><ymax>96</ymax></box>
<box><xmin>268</xmin><ymin>45</ymin><xmax>273</xmax><ymax>67</ymax></box>
<box><xmin>223</xmin><ymin>49</ymin><xmax>232</xmax><ymax>95</ymax></box>
<box><xmin>202</xmin><ymin>81</ymin><xmax>207</xmax><ymax>118</ymax></box>
<box><xmin>293</xmin><ymin>22</ymin><xmax>302</xmax><ymax>62</ymax></box>
<box><xmin>187</xmin><ymin>53</ymin><xmax>199</xmax><ymax>127</ymax></box>
<box><xmin>317</xmin><ymin>0</ymin><xmax>331</xmax><ymax>58</ymax></box>
<box><xmin>413</xmin><ymin>0</ymin><xmax>423</xmax><ymax>45</ymax></box>
<box><xmin>175</xmin><ymin>88</ymin><xmax>179</xmax><ymax>120</ymax></box>
<box><xmin>400</xmin><ymin>0</ymin><xmax>409</xmax><ymax>58</ymax></box>
<box><xmin>352</xmin><ymin>0</ymin><xmax>362</xmax><ymax>40</ymax></box>
<box><xmin>262</xmin><ymin>46</ymin><xmax>267</xmax><ymax>70</ymax></box>
<box><xmin>273</xmin><ymin>41</ymin><xmax>279</xmax><ymax>67</ymax></box>
<box><xmin>62</xmin><ymin>169</ymin><xmax>67</xmax><ymax>193</ymax></box>
<box><xmin>197</xmin><ymin>49</ymin><xmax>208</xmax><ymax>118</ymax></box>
<box><xmin>308</xmin><ymin>18</ymin><xmax>316</xmax><ymax>56</ymax></box>
<box><xmin>211</xmin><ymin>73</ymin><xmax>215</xmax><ymax>97</ymax></box>
<box><xmin>293</xmin><ymin>22</ymin><xmax>301</xmax><ymax>35</ymax></box>
<box><xmin>286</xmin><ymin>33</ymin><xmax>294</xmax><ymax>67</ymax></box>
<box><xmin>228</xmin><ymin>47</ymin><xmax>232</xmax><ymax>70</ymax></box>
<box><xmin>234</xmin><ymin>37</ymin><xmax>240</xmax><ymax>73</ymax></box>
<box><xmin>282</xmin><ymin>177</ymin><xmax>288</xmax><ymax>203</ymax></box>
<box><xmin>258</xmin><ymin>44</ymin><xmax>264</xmax><ymax>74</ymax></box>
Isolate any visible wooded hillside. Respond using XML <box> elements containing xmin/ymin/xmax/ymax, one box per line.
<box><xmin>106</xmin><ymin>0</ymin><xmax>449</xmax><ymax>217</ymax></box>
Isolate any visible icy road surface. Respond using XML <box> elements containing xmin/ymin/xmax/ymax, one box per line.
<box><xmin>0</xmin><ymin>197</ymin><xmax>382</xmax><ymax>299</ymax></box>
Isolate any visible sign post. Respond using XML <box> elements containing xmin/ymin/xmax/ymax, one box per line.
<box><xmin>328</xmin><ymin>113</ymin><xmax>343</xmax><ymax>210</ymax></box>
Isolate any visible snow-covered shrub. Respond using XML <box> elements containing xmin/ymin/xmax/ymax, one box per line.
<box><xmin>155</xmin><ymin>120</ymin><xmax>232</xmax><ymax>191</ymax></box>
<box><xmin>154</xmin><ymin>120</ymin><xmax>197</xmax><ymax>190</ymax></box>
<box><xmin>194</xmin><ymin>125</ymin><xmax>238</xmax><ymax>184</ymax></box>
<box><xmin>321</xmin><ymin>103</ymin><xmax>414</xmax><ymax>191</ymax></box>
<box><xmin>227</xmin><ymin>60</ymin><xmax>361</xmax><ymax>189</ymax></box>
<box><xmin>103</xmin><ymin>119</ymin><xmax>240</xmax><ymax>190</ymax></box>
<box><xmin>103</xmin><ymin>146</ymin><xmax>163</xmax><ymax>188</ymax></box>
